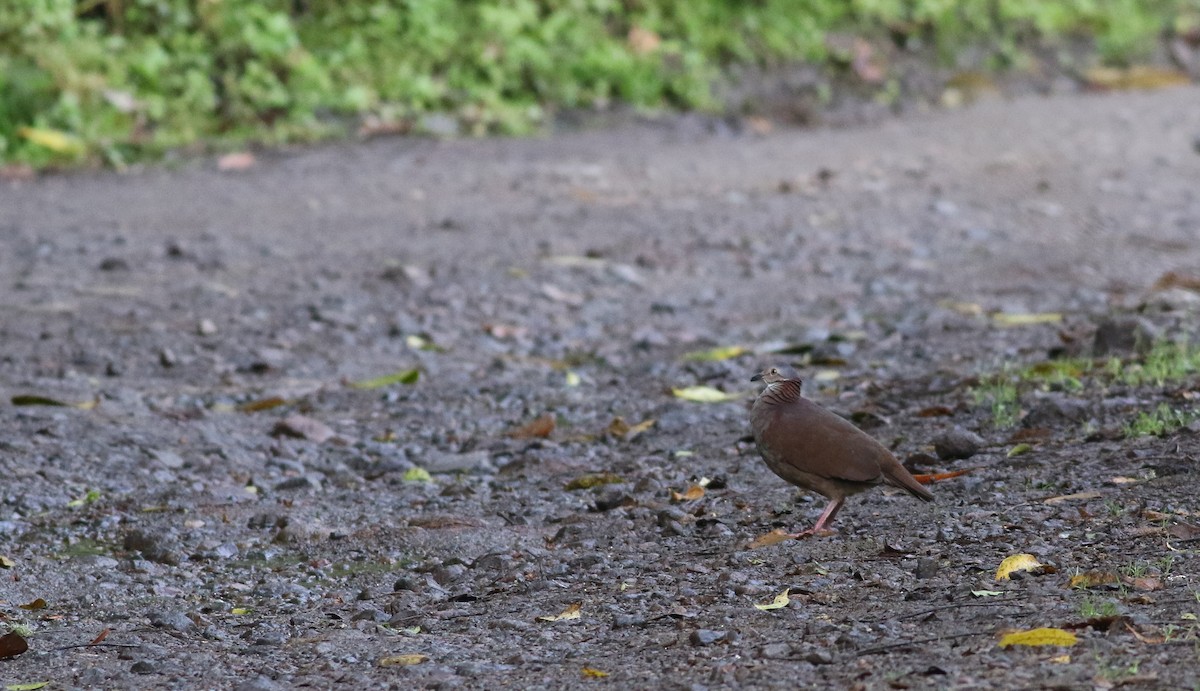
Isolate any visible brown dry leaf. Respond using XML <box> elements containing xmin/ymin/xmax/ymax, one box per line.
<box><xmin>916</xmin><ymin>405</ymin><xmax>955</xmax><ymax>418</ymax></box>
<box><xmin>1069</xmin><ymin>571</ymin><xmax>1119</xmax><ymax>589</ymax></box>
<box><xmin>537</xmin><ymin>602</ymin><xmax>582</xmax><ymax>622</ymax></box>
<box><xmin>0</xmin><ymin>631</ymin><xmax>29</xmax><ymax>659</ymax></box>
<box><xmin>1152</xmin><ymin>271</ymin><xmax>1200</xmax><ymax>293</ymax></box>
<box><xmin>1085</xmin><ymin>65</ymin><xmax>1191</xmax><ymax>90</ymax></box>
<box><xmin>216</xmin><ymin>151</ymin><xmax>256</xmax><ymax>171</ymax></box>
<box><xmin>670</xmin><ymin>484</ymin><xmax>705</xmax><ymax>502</ymax></box>
<box><xmin>1142</xmin><ymin>510</ymin><xmax>1171</xmax><ymax>521</ymax></box>
<box><xmin>1043</xmin><ymin>491</ymin><xmax>1102</xmax><ymax>505</ymax></box>
<box><xmin>995</xmin><ymin>553</ymin><xmax>1045</xmax><ymax>581</ymax></box>
<box><xmin>1167</xmin><ymin>522</ymin><xmax>1200</xmax><ymax>540</ymax></box>
<box><xmin>18</xmin><ymin>598</ymin><xmax>46</xmax><ymax>611</ymax></box>
<box><xmin>1128</xmin><ymin>576</ymin><xmax>1162</xmax><ymax>592</ymax></box>
<box><xmin>744</xmin><ymin>116</ymin><xmax>773</xmax><ymax>135</ymax></box>
<box><xmin>11</xmin><ymin>394</ymin><xmax>96</xmax><ymax>409</ymax></box>
<box><xmin>627</xmin><ymin>25</ymin><xmax>661</xmax><ymax>54</ymax></box>
<box><xmin>378</xmin><ymin>653</ymin><xmax>427</xmax><ymax>666</ymax></box>
<box><xmin>510</xmin><ymin>414</ymin><xmax>555</xmax><ymax>439</ymax></box>
<box><xmin>997</xmin><ymin>627</ymin><xmax>1078</xmax><ymax>648</ymax></box>
<box><xmin>238</xmin><ymin>396</ymin><xmax>287</xmax><ymax>413</ymax></box>
<box><xmin>747</xmin><ymin>529</ymin><xmax>794</xmax><ymax>549</ymax></box>
<box><xmin>608</xmin><ymin>417</ymin><xmax>655</xmax><ymax>440</ymax></box>
<box><xmin>1009</xmin><ymin>427</ymin><xmax>1052</xmax><ymax>442</ymax></box>
<box><xmin>1124</xmin><ymin>619</ymin><xmax>1165</xmax><ymax>644</ymax></box>
<box><xmin>88</xmin><ymin>628</ymin><xmax>111</xmax><ymax>646</ymax></box>
<box><xmin>992</xmin><ymin>312</ymin><xmax>1063</xmax><ymax>327</ymax></box>
<box><xmin>564</xmin><ymin>473</ymin><xmax>623</xmax><ymax>491</ymax></box>
<box><xmin>272</xmin><ymin>414</ymin><xmax>335</xmax><ymax>443</ymax></box>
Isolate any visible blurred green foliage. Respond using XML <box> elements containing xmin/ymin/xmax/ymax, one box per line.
<box><xmin>0</xmin><ymin>0</ymin><xmax>1196</xmax><ymax>167</ymax></box>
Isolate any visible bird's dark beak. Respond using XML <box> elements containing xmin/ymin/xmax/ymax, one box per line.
<box><xmin>750</xmin><ymin>373</ymin><xmax>763</xmax><ymax>382</ymax></box>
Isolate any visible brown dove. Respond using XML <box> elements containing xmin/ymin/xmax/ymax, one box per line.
<box><xmin>749</xmin><ymin>366</ymin><xmax>933</xmax><ymax>538</ymax></box>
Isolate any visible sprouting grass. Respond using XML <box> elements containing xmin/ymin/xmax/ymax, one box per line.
<box><xmin>1124</xmin><ymin>403</ymin><xmax>1198</xmax><ymax>438</ymax></box>
<box><xmin>973</xmin><ymin>374</ymin><xmax>1020</xmax><ymax>428</ymax></box>
<box><xmin>1079</xmin><ymin>598</ymin><xmax>1120</xmax><ymax>619</ymax></box>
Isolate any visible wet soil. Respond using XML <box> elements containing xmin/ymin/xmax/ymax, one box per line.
<box><xmin>2</xmin><ymin>86</ymin><xmax>1200</xmax><ymax>689</ymax></box>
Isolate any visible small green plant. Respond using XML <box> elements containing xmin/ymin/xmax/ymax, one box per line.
<box><xmin>1122</xmin><ymin>561</ymin><xmax>1149</xmax><ymax>578</ymax></box>
<box><xmin>973</xmin><ymin>374</ymin><xmax>1020</xmax><ymax>428</ymax></box>
<box><xmin>1120</xmin><ymin>340</ymin><xmax>1200</xmax><ymax>387</ymax></box>
<box><xmin>1157</xmin><ymin>555</ymin><xmax>1175</xmax><ymax>576</ymax></box>
<box><xmin>1079</xmin><ymin>597</ymin><xmax>1120</xmax><ymax>619</ymax></box>
<box><xmin>1124</xmin><ymin>403</ymin><xmax>1197</xmax><ymax>438</ymax></box>
<box><xmin>1096</xmin><ymin>658</ymin><xmax>1140</xmax><ymax>682</ymax></box>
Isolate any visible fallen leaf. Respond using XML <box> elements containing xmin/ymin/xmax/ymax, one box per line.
<box><xmin>349</xmin><ymin>368</ymin><xmax>419</xmax><ymax>389</ymax></box>
<box><xmin>912</xmin><ymin>468</ymin><xmax>972</xmax><ymax>484</ymax></box>
<box><xmin>1167</xmin><ymin>522</ymin><xmax>1200</xmax><ymax>540</ymax></box>
<box><xmin>1069</xmin><ymin>571</ymin><xmax>1119</xmax><ymax>589</ymax></box>
<box><xmin>1006</xmin><ymin>443</ymin><xmax>1033</xmax><ymax>458</ymax></box>
<box><xmin>272</xmin><ymin>414</ymin><xmax>335</xmax><ymax>443</ymax></box>
<box><xmin>1128</xmin><ymin>576</ymin><xmax>1162</xmax><ymax>592</ymax></box>
<box><xmin>916</xmin><ymin>405</ymin><xmax>955</xmax><ymax>417</ymax></box>
<box><xmin>971</xmin><ymin>590</ymin><xmax>1005</xmax><ymax>597</ymax></box>
<box><xmin>231</xmin><ymin>607</ymin><xmax>251</xmax><ymax>615</ymax></box>
<box><xmin>484</xmin><ymin>323</ymin><xmax>527</xmax><ymax>339</ymax></box>
<box><xmin>509</xmin><ymin>414</ymin><xmax>555</xmax><ymax>439</ymax></box>
<box><xmin>564</xmin><ymin>371</ymin><xmax>581</xmax><ymax>387</ymax></box>
<box><xmin>753</xmin><ymin>588</ymin><xmax>791</xmax><ymax>611</ymax></box>
<box><xmin>681</xmin><ymin>345</ymin><xmax>747</xmax><ymax>362</ymax></box>
<box><xmin>747</xmin><ymin>529</ymin><xmax>794</xmax><ymax>549</ymax></box>
<box><xmin>1084</xmin><ymin>65</ymin><xmax>1190</xmax><ymax>90</ymax></box>
<box><xmin>10</xmin><ymin>394</ymin><xmax>96</xmax><ymax>409</ymax></box>
<box><xmin>608</xmin><ymin>417</ymin><xmax>655</xmax><ymax>440</ymax></box>
<box><xmin>18</xmin><ymin>126</ymin><xmax>84</xmax><ymax>154</ymax></box>
<box><xmin>0</xmin><ymin>556</ymin><xmax>13</xmax><ymax>568</ymax></box>
<box><xmin>18</xmin><ymin>598</ymin><xmax>46</xmax><ymax>611</ymax></box>
<box><xmin>378</xmin><ymin>653</ymin><xmax>427</xmax><ymax>666</ymax></box>
<box><xmin>997</xmin><ymin>627</ymin><xmax>1078</xmax><ymax>648</ymax></box>
<box><xmin>88</xmin><ymin>628</ymin><xmax>111</xmax><ymax>646</ymax></box>
<box><xmin>670</xmin><ymin>485</ymin><xmax>705</xmax><ymax>502</ymax></box>
<box><xmin>995</xmin><ymin>553</ymin><xmax>1045</xmax><ymax>581</ymax></box>
<box><xmin>238</xmin><ymin>396</ymin><xmax>287</xmax><ymax>412</ymax></box>
<box><xmin>672</xmin><ymin>386</ymin><xmax>739</xmax><ymax>403</ymax></box>
<box><xmin>991</xmin><ymin>312</ymin><xmax>1063</xmax><ymax>327</ymax></box>
<box><xmin>540</xmin><ymin>283</ymin><xmax>584</xmax><ymax>306</ymax></box>
<box><xmin>1049</xmin><ymin>654</ymin><xmax>1072</xmax><ymax>664</ymax></box>
<box><xmin>813</xmin><ymin>369</ymin><xmax>841</xmax><ymax>382</ymax></box>
<box><xmin>581</xmin><ymin>667</ymin><xmax>609</xmax><ymax>678</ymax></box>
<box><xmin>627</xmin><ymin>25</ymin><xmax>660</xmax><ymax>54</ymax></box>
<box><xmin>1152</xmin><ymin>271</ymin><xmax>1200</xmax><ymax>293</ymax></box>
<box><xmin>564</xmin><ymin>473</ymin><xmax>623</xmax><ymax>490</ymax></box>
<box><xmin>941</xmin><ymin>300</ymin><xmax>983</xmax><ymax>316</ymax></box>
<box><xmin>537</xmin><ymin>602</ymin><xmax>582</xmax><ymax>622</ymax></box>
<box><xmin>216</xmin><ymin>151</ymin><xmax>256</xmax><ymax>171</ymax></box>
<box><xmin>403</xmin><ymin>467</ymin><xmax>433</xmax><ymax>483</ymax></box>
<box><xmin>1043</xmin><ymin>491</ymin><xmax>1102</xmax><ymax>505</ymax></box>
<box><xmin>1009</xmin><ymin>427</ymin><xmax>1052</xmax><ymax>442</ymax></box>
<box><xmin>5</xmin><ymin>683</ymin><xmax>50</xmax><ymax>691</ymax></box>
<box><xmin>0</xmin><ymin>631</ymin><xmax>28</xmax><ymax>659</ymax></box>
<box><xmin>1108</xmin><ymin>476</ymin><xmax>1140</xmax><ymax>485</ymax></box>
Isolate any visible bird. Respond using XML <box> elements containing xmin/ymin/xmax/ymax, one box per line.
<box><xmin>749</xmin><ymin>365</ymin><xmax>933</xmax><ymax>538</ymax></box>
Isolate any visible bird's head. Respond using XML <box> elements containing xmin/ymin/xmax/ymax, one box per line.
<box><xmin>750</xmin><ymin>365</ymin><xmax>799</xmax><ymax>385</ymax></box>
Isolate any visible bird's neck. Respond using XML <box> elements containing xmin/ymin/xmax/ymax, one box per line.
<box><xmin>762</xmin><ymin>379</ymin><xmax>802</xmax><ymax>405</ymax></box>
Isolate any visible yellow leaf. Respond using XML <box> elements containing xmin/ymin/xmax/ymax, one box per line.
<box><xmin>997</xmin><ymin>627</ymin><xmax>1078</xmax><ymax>648</ymax></box>
<box><xmin>1006</xmin><ymin>443</ymin><xmax>1033</xmax><ymax>458</ymax></box>
<box><xmin>813</xmin><ymin>369</ymin><xmax>840</xmax><ymax>382</ymax></box>
<box><xmin>940</xmin><ymin>300</ymin><xmax>983</xmax><ymax>316</ymax></box>
<box><xmin>747</xmin><ymin>529</ymin><xmax>794</xmax><ymax>549</ymax></box>
<box><xmin>18</xmin><ymin>127</ymin><xmax>84</xmax><ymax>154</ymax></box>
<box><xmin>672</xmin><ymin>386</ymin><xmax>738</xmax><ymax>403</ymax></box>
<box><xmin>581</xmin><ymin>667</ymin><xmax>609</xmax><ymax>678</ymax></box>
<box><xmin>995</xmin><ymin>553</ymin><xmax>1044</xmax><ymax>581</ymax></box>
<box><xmin>6</xmin><ymin>683</ymin><xmax>51</xmax><ymax>691</ymax></box>
<box><xmin>0</xmin><ymin>556</ymin><xmax>14</xmax><ymax>569</ymax></box>
<box><xmin>991</xmin><ymin>312</ymin><xmax>1063</xmax><ymax>327</ymax></box>
<box><xmin>681</xmin><ymin>345</ymin><xmax>747</xmax><ymax>362</ymax></box>
<box><xmin>564</xmin><ymin>370</ymin><xmax>581</xmax><ymax>387</ymax></box>
<box><xmin>754</xmin><ymin>588</ymin><xmax>791</xmax><ymax>611</ymax></box>
<box><xmin>349</xmin><ymin>368</ymin><xmax>419</xmax><ymax>389</ymax></box>
<box><xmin>231</xmin><ymin>607</ymin><xmax>251</xmax><ymax>615</ymax></box>
<box><xmin>378</xmin><ymin>653</ymin><xmax>427</xmax><ymax>666</ymax></box>
<box><xmin>537</xmin><ymin>602</ymin><xmax>582</xmax><ymax>622</ymax></box>
<box><xmin>18</xmin><ymin>598</ymin><xmax>46</xmax><ymax>611</ymax></box>
<box><xmin>1050</xmin><ymin>654</ymin><xmax>1072</xmax><ymax>663</ymax></box>
<box><xmin>670</xmin><ymin>485</ymin><xmax>705</xmax><ymax>502</ymax></box>
<box><xmin>564</xmin><ymin>473</ymin><xmax>623</xmax><ymax>490</ymax></box>
<box><xmin>1069</xmin><ymin>571</ymin><xmax>1118</xmax><ymax>589</ymax></box>
<box><xmin>403</xmin><ymin>467</ymin><xmax>433</xmax><ymax>483</ymax></box>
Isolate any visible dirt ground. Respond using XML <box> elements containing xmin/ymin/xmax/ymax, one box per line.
<box><xmin>2</xmin><ymin>86</ymin><xmax>1200</xmax><ymax>690</ymax></box>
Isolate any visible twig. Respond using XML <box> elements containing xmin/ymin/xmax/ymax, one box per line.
<box><xmin>878</xmin><ymin>597</ymin><xmax>1030</xmax><ymax>622</ymax></box>
<box><xmin>50</xmin><ymin>642</ymin><xmax>142</xmax><ymax>651</ymax></box>
<box><xmin>854</xmin><ymin>631</ymin><xmax>990</xmax><ymax>657</ymax></box>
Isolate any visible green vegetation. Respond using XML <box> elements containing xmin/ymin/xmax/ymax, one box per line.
<box><xmin>973</xmin><ymin>339</ymin><xmax>1200</xmax><ymax>430</ymax></box>
<box><xmin>1124</xmin><ymin>403</ymin><xmax>1197</xmax><ymax>437</ymax></box>
<box><xmin>3</xmin><ymin>0</ymin><xmax>1199</xmax><ymax>168</ymax></box>
<box><xmin>1078</xmin><ymin>597</ymin><xmax>1120</xmax><ymax>618</ymax></box>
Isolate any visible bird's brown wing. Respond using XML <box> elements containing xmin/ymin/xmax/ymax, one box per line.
<box><xmin>766</xmin><ymin>399</ymin><xmax>893</xmax><ymax>485</ymax></box>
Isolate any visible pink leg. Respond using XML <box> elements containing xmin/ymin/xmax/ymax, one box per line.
<box><xmin>790</xmin><ymin>498</ymin><xmax>844</xmax><ymax>539</ymax></box>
